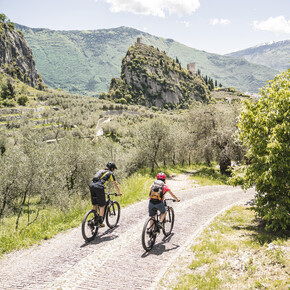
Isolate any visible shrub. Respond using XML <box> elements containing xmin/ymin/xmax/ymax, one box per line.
<box><xmin>231</xmin><ymin>69</ymin><xmax>290</xmax><ymax>231</ymax></box>
<box><xmin>17</xmin><ymin>95</ymin><xmax>28</xmax><ymax>106</ymax></box>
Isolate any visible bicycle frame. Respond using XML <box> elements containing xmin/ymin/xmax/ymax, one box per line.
<box><xmin>151</xmin><ymin>199</ymin><xmax>175</xmax><ymax>232</ymax></box>
<box><xmin>94</xmin><ymin>193</ymin><xmax>118</xmax><ymax>216</ymax></box>
<box><xmin>152</xmin><ymin>198</ymin><xmax>175</xmax><ymax>219</ymax></box>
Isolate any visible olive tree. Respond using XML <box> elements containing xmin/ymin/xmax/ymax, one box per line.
<box><xmin>188</xmin><ymin>105</ymin><xmax>217</xmax><ymax>164</ymax></box>
<box><xmin>232</xmin><ymin>69</ymin><xmax>290</xmax><ymax>231</ymax></box>
<box><xmin>133</xmin><ymin>117</ymin><xmax>171</xmax><ymax>172</ymax></box>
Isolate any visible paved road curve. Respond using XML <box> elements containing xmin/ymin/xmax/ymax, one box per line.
<box><xmin>0</xmin><ymin>185</ymin><xmax>254</xmax><ymax>289</ymax></box>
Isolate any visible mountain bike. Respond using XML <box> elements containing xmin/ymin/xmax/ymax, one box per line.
<box><xmin>142</xmin><ymin>199</ymin><xmax>175</xmax><ymax>252</ymax></box>
<box><xmin>82</xmin><ymin>193</ymin><xmax>120</xmax><ymax>242</ymax></box>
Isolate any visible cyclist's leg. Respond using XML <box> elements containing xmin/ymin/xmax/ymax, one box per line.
<box><xmin>155</xmin><ymin>202</ymin><xmax>166</xmax><ymax>223</ymax></box>
<box><xmin>160</xmin><ymin>211</ymin><xmax>166</xmax><ymax>223</ymax></box>
<box><xmin>99</xmin><ymin>205</ymin><xmax>105</xmax><ymax>217</ymax></box>
<box><xmin>94</xmin><ymin>187</ymin><xmax>106</xmax><ymax>226</ymax></box>
<box><xmin>148</xmin><ymin>201</ymin><xmax>157</xmax><ymax>230</ymax></box>
<box><xmin>89</xmin><ymin>182</ymin><xmax>99</xmax><ymax>212</ymax></box>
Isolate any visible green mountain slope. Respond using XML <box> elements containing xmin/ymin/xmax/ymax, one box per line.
<box><xmin>16</xmin><ymin>24</ymin><xmax>278</xmax><ymax>95</ymax></box>
<box><xmin>227</xmin><ymin>40</ymin><xmax>290</xmax><ymax>72</ymax></box>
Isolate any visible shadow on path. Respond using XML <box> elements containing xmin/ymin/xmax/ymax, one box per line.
<box><xmin>80</xmin><ymin>226</ymin><xmax>120</xmax><ymax>248</ymax></box>
<box><xmin>141</xmin><ymin>233</ymin><xmax>180</xmax><ymax>258</ymax></box>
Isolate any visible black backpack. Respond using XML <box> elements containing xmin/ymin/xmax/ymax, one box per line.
<box><xmin>149</xmin><ymin>180</ymin><xmax>164</xmax><ymax>200</ymax></box>
<box><xmin>92</xmin><ymin>169</ymin><xmax>109</xmax><ymax>183</ymax></box>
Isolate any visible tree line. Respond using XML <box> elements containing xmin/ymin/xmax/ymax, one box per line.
<box><xmin>0</xmin><ymin>92</ymin><xmax>243</xmax><ymax>229</ymax></box>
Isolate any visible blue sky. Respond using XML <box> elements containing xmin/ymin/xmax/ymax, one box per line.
<box><xmin>1</xmin><ymin>0</ymin><xmax>290</xmax><ymax>54</ymax></box>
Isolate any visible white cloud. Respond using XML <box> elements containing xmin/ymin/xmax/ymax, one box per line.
<box><xmin>176</xmin><ymin>20</ymin><xmax>190</xmax><ymax>28</ymax></box>
<box><xmin>210</xmin><ymin>18</ymin><xmax>231</xmax><ymax>26</ymax></box>
<box><xmin>253</xmin><ymin>16</ymin><xmax>290</xmax><ymax>34</ymax></box>
<box><xmin>105</xmin><ymin>0</ymin><xmax>200</xmax><ymax>18</ymax></box>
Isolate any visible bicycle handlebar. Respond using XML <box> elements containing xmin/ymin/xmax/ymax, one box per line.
<box><xmin>164</xmin><ymin>198</ymin><xmax>177</xmax><ymax>202</ymax></box>
<box><xmin>106</xmin><ymin>193</ymin><xmax>119</xmax><ymax>196</ymax></box>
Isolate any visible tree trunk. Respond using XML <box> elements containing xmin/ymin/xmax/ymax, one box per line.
<box><xmin>219</xmin><ymin>153</ymin><xmax>231</xmax><ymax>175</ymax></box>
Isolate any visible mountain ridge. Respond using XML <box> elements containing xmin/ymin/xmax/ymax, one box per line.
<box><xmin>16</xmin><ymin>24</ymin><xmax>278</xmax><ymax>95</ymax></box>
<box><xmin>227</xmin><ymin>39</ymin><xmax>290</xmax><ymax>72</ymax></box>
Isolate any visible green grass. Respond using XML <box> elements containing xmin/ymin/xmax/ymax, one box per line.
<box><xmin>0</xmin><ymin>199</ymin><xmax>89</xmax><ymax>257</ymax></box>
<box><xmin>166</xmin><ymin>206</ymin><xmax>289</xmax><ymax>289</ymax></box>
<box><xmin>118</xmin><ymin>172</ymin><xmax>154</xmax><ymax>207</ymax></box>
<box><xmin>190</xmin><ymin>166</ymin><xmax>228</xmax><ymax>186</ymax></box>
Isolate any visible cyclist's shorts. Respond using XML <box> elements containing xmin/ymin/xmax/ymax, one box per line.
<box><xmin>149</xmin><ymin>201</ymin><xmax>165</xmax><ymax>217</ymax></box>
<box><xmin>89</xmin><ymin>181</ymin><xmax>106</xmax><ymax>206</ymax></box>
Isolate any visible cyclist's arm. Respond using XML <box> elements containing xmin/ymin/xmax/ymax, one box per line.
<box><xmin>113</xmin><ymin>180</ymin><xmax>122</xmax><ymax>196</ymax></box>
<box><xmin>167</xmin><ymin>189</ymin><xmax>180</xmax><ymax>202</ymax></box>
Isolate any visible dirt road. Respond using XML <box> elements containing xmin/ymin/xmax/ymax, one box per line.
<box><xmin>0</xmin><ymin>175</ymin><xmax>254</xmax><ymax>289</ymax></box>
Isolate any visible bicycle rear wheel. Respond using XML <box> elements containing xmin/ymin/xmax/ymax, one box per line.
<box><xmin>142</xmin><ymin>217</ymin><xmax>157</xmax><ymax>252</ymax></box>
<box><xmin>82</xmin><ymin>209</ymin><xmax>99</xmax><ymax>242</ymax></box>
<box><xmin>106</xmin><ymin>201</ymin><xmax>120</xmax><ymax>228</ymax></box>
<box><xmin>162</xmin><ymin>207</ymin><xmax>175</xmax><ymax>236</ymax></box>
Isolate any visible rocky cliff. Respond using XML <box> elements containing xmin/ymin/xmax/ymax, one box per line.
<box><xmin>101</xmin><ymin>43</ymin><xmax>210</xmax><ymax>109</ymax></box>
<box><xmin>0</xmin><ymin>18</ymin><xmax>43</xmax><ymax>89</ymax></box>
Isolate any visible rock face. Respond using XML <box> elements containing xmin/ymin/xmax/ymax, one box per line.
<box><xmin>102</xmin><ymin>43</ymin><xmax>210</xmax><ymax>109</ymax></box>
<box><xmin>0</xmin><ymin>21</ymin><xmax>43</xmax><ymax>88</ymax></box>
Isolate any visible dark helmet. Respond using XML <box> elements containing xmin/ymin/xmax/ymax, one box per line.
<box><xmin>106</xmin><ymin>161</ymin><xmax>117</xmax><ymax>170</ymax></box>
<box><xmin>157</xmin><ymin>172</ymin><xmax>166</xmax><ymax>181</ymax></box>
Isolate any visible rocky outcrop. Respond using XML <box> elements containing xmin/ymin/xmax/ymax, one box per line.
<box><xmin>102</xmin><ymin>43</ymin><xmax>210</xmax><ymax>109</ymax></box>
<box><xmin>0</xmin><ymin>21</ymin><xmax>43</xmax><ymax>88</ymax></box>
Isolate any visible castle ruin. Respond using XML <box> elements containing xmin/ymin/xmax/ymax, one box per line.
<box><xmin>187</xmin><ymin>63</ymin><xmax>195</xmax><ymax>74</ymax></box>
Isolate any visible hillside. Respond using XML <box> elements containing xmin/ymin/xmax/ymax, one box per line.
<box><xmin>227</xmin><ymin>40</ymin><xmax>290</xmax><ymax>72</ymax></box>
<box><xmin>0</xmin><ymin>18</ymin><xmax>43</xmax><ymax>89</ymax></box>
<box><xmin>16</xmin><ymin>24</ymin><xmax>278</xmax><ymax>95</ymax></box>
<box><xmin>0</xmin><ymin>16</ymin><xmax>44</xmax><ymax>107</ymax></box>
<box><xmin>101</xmin><ymin>43</ymin><xmax>210</xmax><ymax>108</ymax></box>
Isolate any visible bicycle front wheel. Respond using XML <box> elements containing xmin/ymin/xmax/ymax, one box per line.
<box><xmin>82</xmin><ymin>209</ymin><xmax>99</xmax><ymax>242</ymax></box>
<box><xmin>162</xmin><ymin>207</ymin><xmax>175</xmax><ymax>236</ymax></box>
<box><xmin>142</xmin><ymin>217</ymin><xmax>157</xmax><ymax>252</ymax></box>
<box><xmin>106</xmin><ymin>201</ymin><xmax>120</xmax><ymax>228</ymax></box>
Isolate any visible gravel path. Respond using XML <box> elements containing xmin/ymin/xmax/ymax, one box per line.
<box><xmin>0</xmin><ymin>175</ymin><xmax>254</xmax><ymax>289</ymax></box>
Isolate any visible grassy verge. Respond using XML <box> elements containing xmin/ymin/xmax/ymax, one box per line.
<box><xmin>118</xmin><ymin>173</ymin><xmax>154</xmax><ymax>207</ymax></box>
<box><xmin>167</xmin><ymin>205</ymin><xmax>289</xmax><ymax>289</ymax></box>
<box><xmin>0</xmin><ymin>199</ymin><xmax>89</xmax><ymax>257</ymax></box>
<box><xmin>0</xmin><ymin>163</ymin><xmax>227</xmax><ymax>257</ymax></box>
<box><xmin>189</xmin><ymin>166</ymin><xmax>228</xmax><ymax>186</ymax></box>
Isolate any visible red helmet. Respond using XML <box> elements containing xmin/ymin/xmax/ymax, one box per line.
<box><xmin>157</xmin><ymin>172</ymin><xmax>166</xmax><ymax>180</ymax></box>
